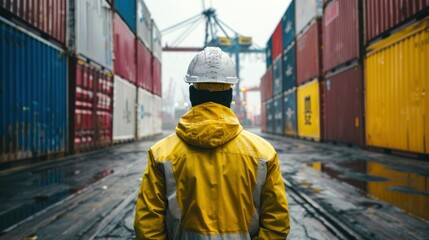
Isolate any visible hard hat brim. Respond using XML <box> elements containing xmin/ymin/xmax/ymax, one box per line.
<box><xmin>184</xmin><ymin>74</ymin><xmax>238</xmax><ymax>84</ymax></box>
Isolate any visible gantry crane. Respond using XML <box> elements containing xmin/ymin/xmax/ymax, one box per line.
<box><xmin>161</xmin><ymin>3</ymin><xmax>264</xmax><ymax>122</ymax></box>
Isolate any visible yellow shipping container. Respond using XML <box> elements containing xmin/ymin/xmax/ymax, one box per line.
<box><xmin>367</xmin><ymin>162</ymin><xmax>429</xmax><ymax>220</ymax></box>
<box><xmin>297</xmin><ymin>79</ymin><xmax>322</xmax><ymax>141</ymax></box>
<box><xmin>365</xmin><ymin>17</ymin><xmax>429</xmax><ymax>154</ymax></box>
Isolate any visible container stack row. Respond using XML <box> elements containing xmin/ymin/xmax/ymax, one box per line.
<box><xmin>0</xmin><ymin>0</ymin><xmax>163</xmax><ymax>163</ymax></box>
<box><xmin>261</xmin><ymin>0</ymin><xmax>429</xmax><ymax>156</ymax></box>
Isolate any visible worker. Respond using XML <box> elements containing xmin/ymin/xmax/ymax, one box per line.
<box><xmin>134</xmin><ymin>47</ymin><xmax>290</xmax><ymax>239</ymax></box>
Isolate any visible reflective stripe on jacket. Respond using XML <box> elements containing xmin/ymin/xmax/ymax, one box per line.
<box><xmin>134</xmin><ymin>102</ymin><xmax>290</xmax><ymax>239</ymax></box>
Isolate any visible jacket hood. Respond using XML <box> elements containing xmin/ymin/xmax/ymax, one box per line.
<box><xmin>176</xmin><ymin>102</ymin><xmax>243</xmax><ymax>148</ymax></box>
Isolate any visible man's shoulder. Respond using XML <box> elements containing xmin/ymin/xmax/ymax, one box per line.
<box><xmin>149</xmin><ymin>132</ymin><xmax>185</xmax><ymax>161</ymax></box>
<box><xmin>234</xmin><ymin>130</ymin><xmax>277</xmax><ymax>158</ymax></box>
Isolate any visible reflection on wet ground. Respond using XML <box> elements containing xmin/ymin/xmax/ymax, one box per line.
<box><xmin>308</xmin><ymin>159</ymin><xmax>429</xmax><ymax>220</ymax></box>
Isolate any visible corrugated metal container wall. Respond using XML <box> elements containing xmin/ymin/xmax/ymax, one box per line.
<box><xmin>365</xmin><ymin>18</ymin><xmax>429</xmax><ymax>154</ymax></box>
<box><xmin>95</xmin><ymin>69</ymin><xmax>114</xmax><ymax>147</ymax></box>
<box><xmin>151</xmin><ymin>20</ymin><xmax>162</xmax><ymax>62</ymax></box>
<box><xmin>136</xmin><ymin>0</ymin><xmax>151</xmax><ymax>50</ymax></box>
<box><xmin>296</xmin><ymin>20</ymin><xmax>322</xmax><ymax>85</ymax></box>
<box><xmin>266</xmin><ymin>99</ymin><xmax>274</xmax><ymax>133</ymax></box>
<box><xmin>137</xmin><ymin>40</ymin><xmax>152</xmax><ymax>91</ymax></box>
<box><xmin>153</xmin><ymin>95</ymin><xmax>162</xmax><ymax>134</ymax></box>
<box><xmin>324</xmin><ymin>65</ymin><xmax>363</xmax><ymax>145</ymax></box>
<box><xmin>114</xmin><ymin>0</ymin><xmax>136</xmax><ymax>33</ymax></box>
<box><xmin>283</xmin><ymin>89</ymin><xmax>298</xmax><ymax>136</ymax></box>
<box><xmin>283</xmin><ymin>43</ymin><xmax>296</xmax><ymax>91</ymax></box>
<box><xmin>282</xmin><ymin>0</ymin><xmax>295</xmax><ymax>49</ymax></box>
<box><xmin>295</xmin><ymin>0</ymin><xmax>323</xmax><ymax>35</ymax></box>
<box><xmin>0</xmin><ymin>0</ymin><xmax>66</xmax><ymax>44</ymax></box>
<box><xmin>365</xmin><ymin>0</ymin><xmax>429</xmax><ymax>43</ymax></box>
<box><xmin>114</xmin><ymin>13</ymin><xmax>136</xmax><ymax>84</ymax></box>
<box><xmin>260</xmin><ymin>66</ymin><xmax>273</xmax><ymax>102</ymax></box>
<box><xmin>73</xmin><ymin>0</ymin><xmax>113</xmax><ymax>70</ymax></box>
<box><xmin>272</xmin><ymin>57</ymin><xmax>283</xmax><ymax>96</ymax></box>
<box><xmin>271</xmin><ymin>21</ymin><xmax>283</xmax><ymax>61</ymax></box>
<box><xmin>274</xmin><ymin>94</ymin><xmax>284</xmax><ymax>135</ymax></box>
<box><xmin>297</xmin><ymin>79</ymin><xmax>323</xmax><ymax>141</ymax></box>
<box><xmin>261</xmin><ymin>102</ymin><xmax>267</xmax><ymax>132</ymax></box>
<box><xmin>113</xmin><ymin>75</ymin><xmax>136</xmax><ymax>141</ymax></box>
<box><xmin>152</xmin><ymin>57</ymin><xmax>162</xmax><ymax>96</ymax></box>
<box><xmin>0</xmin><ymin>19</ymin><xmax>67</xmax><ymax>162</ymax></box>
<box><xmin>137</xmin><ymin>88</ymin><xmax>153</xmax><ymax>139</ymax></box>
<box><xmin>323</xmin><ymin>0</ymin><xmax>359</xmax><ymax>72</ymax></box>
<box><xmin>266</xmin><ymin>38</ymin><xmax>272</xmax><ymax>68</ymax></box>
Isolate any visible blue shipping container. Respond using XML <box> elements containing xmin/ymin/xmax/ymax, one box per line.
<box><xmin>282</xmin><ymin>0</ymin><xmax>295</xmax><ymax>49</ymax></box>
<box><xmin>274</xmin><ymin>94</ymin><xmax>284</xmax><ymax>135</ymax></box>
<box><xmin>273</xmin><ymin>57</ymin><xmax>283</xmax><ymax>96</ymax></box>
<box><xmin>283</xmin><ymin>43</ymin><xmax>296</xmax><ymax>91</ymax></box>
<box><xmin>114</xmin><ymin>0</ymin><xmax>137</xmax><ymax>33</ymax></box>
<box><xmin>283</xmin><ymin>89</ymin><xmax>297</xmax><ymax>136</ymax></box>
<box><xmin>0</xmin><ymin>18</ymin><xmax>68</xmax><ymax>162</ymax></box>
<box><xmin>266</xmin><ymin>37</ymin><xmax>272</xmax><ymax>69</ymax></box>
<box><xmin>266</xmin><ymin>98</ymin><xmax>274</xmax><ymax>133</ymax></box>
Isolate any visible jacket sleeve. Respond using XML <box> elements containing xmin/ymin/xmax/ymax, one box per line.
<box><xmin>134</xmin><ymin>150</ymin><xmax>167</xmax><ymax>239</ymax></box>
<box><xmin>255</xmin><ymin>153</ymin><xmax>290</xmax><ymax>239</ymax></box>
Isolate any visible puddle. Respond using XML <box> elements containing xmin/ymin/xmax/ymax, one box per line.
<box><xmin>308</xmin><ymin>159</ymin><xmax>429</xmax><ymax>220</ymax></box>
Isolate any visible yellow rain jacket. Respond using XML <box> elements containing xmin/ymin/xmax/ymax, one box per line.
<box><xmin>134</xmin><ymin>102</ymin><xmax>290</xmax><ymax>239</ymax></box>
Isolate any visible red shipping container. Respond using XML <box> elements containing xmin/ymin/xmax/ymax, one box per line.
<box><xmin>0</xmin><ymin>0</ymin><xmax>66</xmax><ymax>44</ymax></box>
<box><xmin>260</xmin><ymin>66</ymin><xmax>273</xmax><ymax>102</ymax></box>
<box><xmin>323</xmin><ymin>0</ymin><xmax>359</xmax><ymax>72</ymax></box>
<box><xmin>261</xmin><ymin>102</ymin><xmax>267</xmax><ymax>132</ymax></box>
<box><xmin>323</xmin><ymin>65</ymin><xmax>363</xmax><ymax>146</ymax></box>
<box><xmin>114</xmin><ymin>13</ymin><xmax>137</xmax><ymax>84</ymax></box>
<box><xmin>152</xmin><ymin>57</ymin><xmax>162</xmax><ymax>96</ymax></box>
<box><xmin>296</xmin><ymin>20</ymin><xmax>323</xmax><ymax>85</ymax></box>
<box><xmin>365</xmin><ymin>0</ymin><xmax>429</xmax><ymax>43</ymax></box>
<box><xmin>137</xmin><ymin>40</ymin><xmax>153</xmax><ymax>91</ymax></box>
<box><xmin>271</xmin><ymin>21</ymin><xmax>283</xmax><ymax>61</ymax></box>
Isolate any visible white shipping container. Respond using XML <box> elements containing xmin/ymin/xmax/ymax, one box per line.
<box><xmin>153</xmin><ymin>95</ymin><xmax>162</xmax><ymax>134</ymax></box>
<box><xmin>113</xmin><ymin>75</ymin><xmax>136</xmax><ymax>141</ymax></box>
<box><xmin>295</xmin><ymin>0</ymin><xmax>323</xmax><ymax>35</ymax></box>
<box><xmin>151</xmin><ymin>20</ymin><xmax>162</xmax><ymax>62</ymax></box>
<box><xmin>137</xmin><ymin>0</ymin><xmax>152</xmax><ymax>50</ymax></box>
<box><xmin>71</xmin><ymin>0</ymin><xmax>113</xmax><ymax>70</ymax></box>
<box><xmin>137</xmin><ymin>88</ymin><xmax>154</xmax><ymax>139</ymax></box>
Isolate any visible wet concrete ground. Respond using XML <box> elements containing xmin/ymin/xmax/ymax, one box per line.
<box><xmin>0</xmin><ymin>128</ymin><xmax>428</xmax><ymax>239</ymax></box>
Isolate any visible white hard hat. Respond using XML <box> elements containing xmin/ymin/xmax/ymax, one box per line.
<box><xmin>184</xmin><ymin>47</ymin><xmax>238</xmax><ymax>84</ymax></box>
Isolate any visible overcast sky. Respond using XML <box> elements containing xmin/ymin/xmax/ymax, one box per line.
<box><xmin>145</xmin><ymin>0</ymin><xmax>292</xmax><ymax>116</ymax></box>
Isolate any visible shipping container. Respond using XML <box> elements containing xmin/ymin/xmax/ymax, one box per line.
<box><xmin>152</xmin><ymin>57</ymin><xmax>162</xmax><ymax>96</ymax></box>
<box><xmin>266</xmin><ymin>98</ymin><xmax>274</xmax><ymax>133</ymax></box>
<box><xmin>260</xmin><ymin>66</ymin><xmax>273</xmax><ymax>102</ymax></box>
<box><xmin>68</xmin><ymin>58</ymin><xmax>113</xmax><ymax>153</ymax></box>
<box><xmin>114</xmin><ymin>13</ymin><xmax>137</xmax><ymax>84</ymax></box>
<box><xmin>296</xmin><ymin>20</ymin><xmax>323</xmax><ymax>85</ymax></box>
<box><xmin>271</xmin><ymin>21</ymin><xmax>283</xmax><ymax>61</ymax></box>
<box><xmin>151</xmin><ymin>20</ymin><xmax>162</xmax><ymax>62</ymax></box>
<box><xmin>153</xmin><ymin>95</ymin><xmax>162</xmax><ymax>134</ymax></box>
<box><xmin>283</xmin><ymin>89</ymin><xmax>298</xmax><ymax>136</ymax></box>
<box><xmin>323</xmin><ymin>0</ymin><xmax>359</xmax><ymax>72</ymax></box>
<box><xmin>113</xmin><ymin>75</ymin><xmax>136</xmax><ymax>142</ymax></box>
<box><xmin>282</xmin><ymin>0</ymin><xmax>295</xmax><ymax>49</ymax></box>
<box><xmin>114</xmin><ymin>0</ymin><xmax>136</xmax><ymax>33</ymax></box>
<box><xmin>272</xmin><ymin>57</ymin><xmax>283</xmax><ymax>96</ymax></box>
<box><xmin>70</xmin><ymin>0</ymin><xmax>113</xmax><ymax>70</ymax></box>
<box><xmin>274</xmin><ymin>94</ymin><xmax>284</xmax><ymax>135</ymax></box>
<box><xmin>324</xmin><ymin>65</ymin><xmax>363</xmax><ymax>146</ymax></box>
<box><xmin>266</xmin><ymin>37</ymin><xmax>272</xmax><ymax>68</ymax></box>
<box><xmin>295</xmin><ymin>0</ymin><xmax>323</xmax><ymax>35</ymax></box>
<box><xmin>137</xmin><ymin>40</ymin><xmax>152</xmax><ymax>91</ymax></box>
<box><xmin>261</xmin><ymin>102</ymin><xmax>267</xmax><ymax>132</ymax></box>
<box><xmin>136</xmin><ymin>0</ymin><xmax>152</xmax><ymax>50</ymax></box>
<box><xmin>297</xmin><ymin>79</ymin><xmax>323</xmax><ymax>141</ymax></box>
<box><xmin>137</xmin><ymin>88</ymin><xmax>153</xmax><ymax>139</ymax></box>
<box><xmin>364</xmin><ymin>0</ymin><xmax>429</xmax><ymax>43</ymax></box>
<box><xmin>365</xmin><ymin>18</ymin><xmax>429</xmax><ymax>154</ymax></box>
<box><xmin>0</xmin><ymin>0</ymin><xmax>66</xmax><ymax>44</ymax></box>
<box><xmin>283</xmin><ymin>43</ymin><xmax>296</xmax><ymax>91</ymax></box>
<box><xmin>0</xmin><ymin>18</ymin><xmax>67</xmax><ymax>162</ymax></box>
